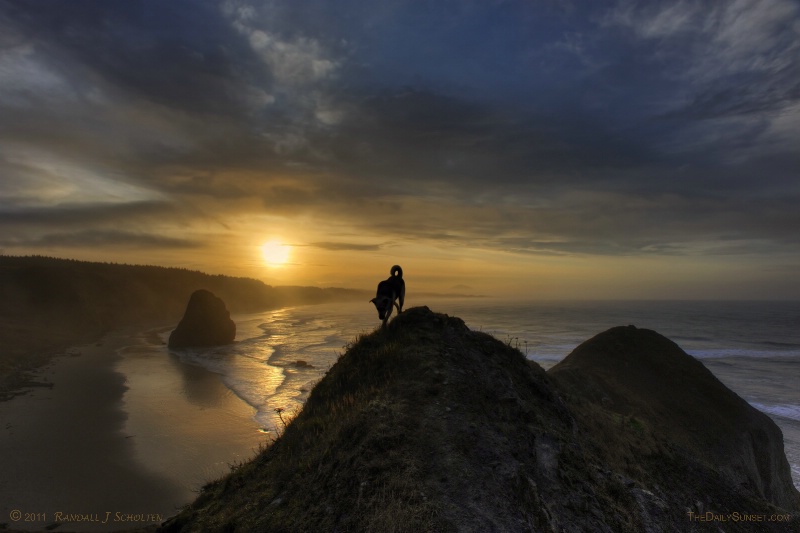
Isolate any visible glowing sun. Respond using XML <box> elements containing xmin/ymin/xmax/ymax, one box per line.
<box><xmin>261</xmin><ymin>240</ymin><xmax>291</xmax><ymax>267</ymax></box>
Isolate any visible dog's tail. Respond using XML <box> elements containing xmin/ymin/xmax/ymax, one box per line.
<box><xmin>391</xmin><ymin>265</ymin><xmax>403</xmax><ymax>278</ymax></box>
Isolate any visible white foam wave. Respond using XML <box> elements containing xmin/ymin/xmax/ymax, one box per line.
<box><xmin>750</xmin><ymin>402</ymin><xmax>800</xmax><ymax>423</ymax></box>
<box><xmin>172</xmin><ymin>348</ymin><xmax>231</xmax><ymax>375</ymax></box>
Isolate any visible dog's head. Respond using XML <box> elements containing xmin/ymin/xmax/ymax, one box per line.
<box><xmin>370</xmin><ymin>296</ymin><xmax>391</xmax><ymax>320</ymax></box>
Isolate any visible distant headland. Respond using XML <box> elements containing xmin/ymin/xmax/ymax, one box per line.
<box><xmin>0</xmin><ymin>255</ymin><xmax>366</xmax><ymax>394</ymax></box>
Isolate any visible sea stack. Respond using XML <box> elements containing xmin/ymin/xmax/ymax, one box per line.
<box><xmin>168</xmin><ymin>289</ymin><xmax>236</xmax><ymax>348</ymax></box>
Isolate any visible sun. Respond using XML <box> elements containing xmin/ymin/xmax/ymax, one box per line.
<box><xmin>261</xmin><ymin>240</ymin><xmax>291</xmax><ymax>267</ymax></box>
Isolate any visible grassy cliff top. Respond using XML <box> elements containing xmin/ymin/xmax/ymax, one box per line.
<box><xmin>163</xmin><ymin>307</ymin><xmax>799</xmax><ymax>533</ymax></box>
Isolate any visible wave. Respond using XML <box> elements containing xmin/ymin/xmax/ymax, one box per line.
<box><xmin>750</xmin><ymin>402</ymin><xmax>800</xmax><ymax>423</ymax></box>
<box><xmin>762</xmin><ymin>340</ymin><xmax>800</xmax><ymax>349</ymax></box>
<box><xmin>676</xmin><ymin>335</ymin><xmax>714</xmax><ymax>343</ymax></box>
<box><xmin>171</xmin><ymin>346</ymin><xmax>235</xmax><ymax>375</ymax></box>
<box><xmin>688</xmin><ymin>348</ymin><xmax>800</xmax><ymax>360</ymax></box>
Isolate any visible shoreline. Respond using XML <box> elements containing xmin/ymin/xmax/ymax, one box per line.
<box><xmin>0</xmin><ymin>327</ymin><xmax>267</xmax><ymax>532</ymax></box>
<box><xmin>0</xmin><ymin>320</ymin><xmax>107</xmax><ymax>402</ymax></box>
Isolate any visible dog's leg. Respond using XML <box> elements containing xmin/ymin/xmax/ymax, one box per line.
<box><xmin>382</xmin><ymin>294</ymin><xmax>399</xmax><ymax>327</ymax></box>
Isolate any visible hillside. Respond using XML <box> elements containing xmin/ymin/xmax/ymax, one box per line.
<box><xmin>549</xmin><ymin>325</ymin><xmax>798</xmax><ymax>512</ymax></box>
<box><xmin>0</xmin><ymin>255</ymin><xmax>364</xmax><ymax>392</ymax></box>
<box><xmin>162</xmin><ymin>307</ymin><xmax>799</xmax><ymax>532</ymax></box>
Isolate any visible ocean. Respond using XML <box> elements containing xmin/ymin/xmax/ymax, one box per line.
<box><xmin>164</xmin><ymin>298</ymin><xmax>800</xmax><ymax>490</ymax></box>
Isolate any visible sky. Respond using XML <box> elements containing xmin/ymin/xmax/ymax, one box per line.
<box><xmin>1</xmin><ymin>0</ymin><xmax>799</xmax><ymax>299</ymax></box>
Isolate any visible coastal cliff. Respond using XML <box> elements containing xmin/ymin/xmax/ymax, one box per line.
<box><xmin>162</xmin><ymin>307</ymin><xmax>799</xmax><ymax>532</ymax></box>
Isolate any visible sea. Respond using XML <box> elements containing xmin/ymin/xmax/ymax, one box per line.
<box><xmin>165</xmin><ymin>298</ymin><xmax>800</xmax><ymax>490</ymax></box>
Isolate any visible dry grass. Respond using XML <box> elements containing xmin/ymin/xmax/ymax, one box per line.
<box><xmin>162</xmin><ymin>307</ymin><xmax>572</xmax><ymax>532</ymax></box>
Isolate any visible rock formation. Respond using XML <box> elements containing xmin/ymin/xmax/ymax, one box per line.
<box><xmin>549</xmin><ymin>325</ymin><xmax>799</xmax><ymax>512</ymax></box>
<box><xmin>168</xmin><ymin>289</ymin><xmax>236</xmax><ymax>348</ymax></box>
<box><xmin>162</xmin><ymin>308</ymin><xmax>799</xmax><ymax>532</ymax></box>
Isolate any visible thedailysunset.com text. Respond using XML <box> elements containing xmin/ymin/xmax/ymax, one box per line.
<box><xmin>687</xmin><ymin>510</ymin><xmax>792</xmax><ymax>523</ymax></box>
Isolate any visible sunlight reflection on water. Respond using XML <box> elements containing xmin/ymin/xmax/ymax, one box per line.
<box><xmin>167</xmin><ymin>302</ymin><xmax>378</xmax><ymax>433</ymax></box>
<box><xmin>116</xmin><ymin>340</ymin><xmax>264</xmax><ymax>496</ymax></box>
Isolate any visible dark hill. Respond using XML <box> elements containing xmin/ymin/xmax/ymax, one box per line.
<box><xmin>162</xmin><ymin>308</ymin><xmax>799</xmax><ymax>533</ymax></box>
<box><xmin>549</xmin><ymin>325</ymin><xmax>798</xmax><ymax>512</ymax></box>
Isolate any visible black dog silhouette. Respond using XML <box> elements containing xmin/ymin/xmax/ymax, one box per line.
<box><xmin>370</xmin><ymin>265</ymin><xmax>405</xmax><ymax>327</ymax></box>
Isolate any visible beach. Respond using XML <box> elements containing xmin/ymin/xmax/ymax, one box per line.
<box><xmin>0</xmin><ymin>327</ymin><xmax>266</xmax><ymax>532</ymax></box>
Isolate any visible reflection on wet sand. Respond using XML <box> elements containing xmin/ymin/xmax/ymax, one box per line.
<box><xmin>116</xmin><ymin>336</ymin><xmax>267</xmax><ymax>500</ymax></box>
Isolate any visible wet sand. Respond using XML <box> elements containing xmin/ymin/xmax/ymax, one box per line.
<box><xmin>0</xmin><ymin>328</ymin><xmax>267</xmax><ymax>532</ymax></box>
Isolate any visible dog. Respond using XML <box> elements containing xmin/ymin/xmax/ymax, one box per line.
<box><xmin>370</xmin><ymin>265</ymin><xmax>405</xmax><ymax>327</ymax></box>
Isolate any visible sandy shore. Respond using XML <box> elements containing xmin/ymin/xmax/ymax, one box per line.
<box><xmin>0</xmin><ymin>327</ymin><xmax>267</xmax><ymax>532</ymax></box>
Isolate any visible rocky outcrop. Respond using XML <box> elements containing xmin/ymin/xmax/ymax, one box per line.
<box><xmin>162</xmin><ymin>309</ymin><xmax>799</xmax><ymax>533</ymax></box>
<box><xmin>168</xmin><ymin>290</ymin><xmax>236</xmax><ymax>348</ymax></box>
<box><xmin>549</xmin><ymin>325</ymin><xmax>799</xmax><ymax>512</ymax></box>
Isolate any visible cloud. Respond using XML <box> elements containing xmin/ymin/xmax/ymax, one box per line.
<box><xmin>0</xmin><ymin>0</ymin><xmax>798</xmax><ymax>289</ymax></box>
<box><xmin>244</xmin><ymin>29</ymin><xmax>337</xmax><ymax>86</ymax></box>
<box><xmin>591</xmin><ymin>0</ymin><xmax>800</xmax><ymax>176</ymax></box>
<box><xmin>221</xmin><ymin>0</ymin><xmax>346</xmax><ymax>144</ymax></box>
<box><xmin>0</xmin><ymin>0</ymin><xmax>272</xmax><ymax>118</ymax></box>
<box><xmin>0</xmin><ymin>142</ymin><xmax>167</xmax><ymax>208</ymax></box>
<box><xmin>305</xmin><ymin>242</ymin><xmax>383</xmax><ymax>252</ymax></box>
<box><xmin>0</xmin><ymin>44</ymin><xmax>72</xmax><ymax>108</ymax></box>
<box><xmin>299</xmin><ymin>184</ymin><xmax>800</xmax><ymax>259</ymax></box>
<box><xmin>0</xmin><ymin>229</ymin><xmax>200</xmax><ymax>249</ymax></box>
<box><xmin>610</xmin><ymin>0</ymin><xmax>800</xmax><ymax>114</ymax></box>
<box><xmin>0</xmin><ymin>201</ymin><xmax>173</xmax><ymax>227</ymax></box>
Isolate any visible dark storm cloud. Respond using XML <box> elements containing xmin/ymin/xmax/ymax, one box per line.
<box><xmin>1</xmin><ymin>0</ymin><xmax>799</xmax><ymax>262</ymax></box>
<box><xmin>323</xmin><ymin>89</ymin><xmax>652</xmax><ymax>184</ymax></box>
<box><xmin>0</xmin><ymin>0</ymin><xmax>269</xmax><ymax>115</ymax></box>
